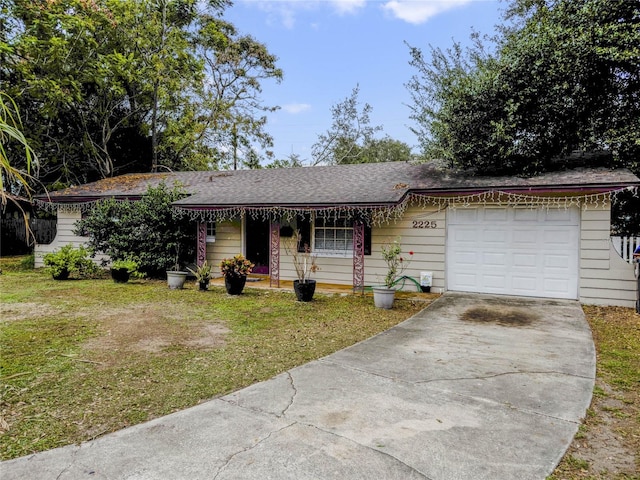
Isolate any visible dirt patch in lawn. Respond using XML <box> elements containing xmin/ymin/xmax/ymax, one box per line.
<box><xmin>0</xmin><ymin>302</ymin><xmax>63</xmax><ymax>322</ymax></box>
<box><xmin>81</xmin><ymin>303</ymin><xmax>229</xmax><ymax>358</ymax></box>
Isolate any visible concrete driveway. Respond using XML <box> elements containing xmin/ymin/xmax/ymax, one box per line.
<box><xmin>0</xmin><ymin>292</ymin><xmax>595</xmax><ymax>480</ymax></box>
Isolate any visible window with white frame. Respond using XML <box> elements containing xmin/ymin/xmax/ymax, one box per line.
<box><xmin>314</xmin><ymin>215</ymin><xmax>353</xmax><ymax>255</ymax></box>
<box><xmin>206</xmin><ymin>222</ymin><xmax>216</xmax><ymax>243</ymax></box>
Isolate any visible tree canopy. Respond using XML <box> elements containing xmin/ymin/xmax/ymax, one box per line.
<box><xmin>0</xmin><ymin>0</ymin><xmax>281</xmax><ymax>193</ymax></box>
<box><xmin>406</xmin><ymin>0</ymin><xmax>640</xmax><ymax>176</ymax></box>
<box><xmin>311</xmin><ymin>85</ymin><xmax>413</xmax><ymax>165</ymax></box>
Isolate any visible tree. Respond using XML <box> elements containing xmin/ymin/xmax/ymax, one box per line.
<box><xmin>406</xmin><ymin>0</ymin><xmax>640</xmax><ymax>176</ymax></box>
<box><xmin>1</xmin><ymin>0</ymin><xmax>279</xmax><ymax>191</ymax></box>
<box><xmin>358</xmin><ymin>136</ymin><xmax>414</xmax><ymax>164</ymax></box>
<box><xmin>266</xmin><ymin>153</ymin><xmax>304</xmax><ymax>169</ymax></box>
<box><xmin>311</xmin><ymin>85</ymin><xmax>383</xmax><ymax>165</ymax></box>
<box><xmin>194</xmin><ymin>16</ymin><xmax>283</xmax><ymax>170</ymax></box>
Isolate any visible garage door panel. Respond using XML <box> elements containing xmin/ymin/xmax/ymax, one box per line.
<box><xmin>450</xmin><ymin>209</ymin><xmax>478</xmax><ymax>223</ymax></box>
<box><xmin>512</xmin><ymin>229</ymin><xmax>538</xmax><ymax>246</ymax></box>
<box><xmin>482</xmin><ymin>274</ymin><xmax>506</xmax><ymax>289</ymax></box>
<box><xmin>543</xmin><ymin>278</ymin><xmax>573</xmax><ymax>296</ymax></box>
<box><xmin>511</xmin><ymin>275</ymin><xmax>539</xmax><ymax>293</ymax></box>
<box><xmin>447</xmin><ymin>206</ymin><xmax>579</xmax><ymax>299</ymax></box>
<box><xmin>545</xmin><ymin>208</ymin><xmax>579</xmax><ymax>224</ymax></box>
<box><xmin>456</xmin><ymin>251</ymin><xmax>478</xmax><ymax>266</ymax></box>
<box><xmin>544</xmin><ymin>254</ymin><xmax>571</xmax><ymax>269</ymax></box>
<box><xmin>452</xmin><ymin>273</ymin><xmax>478</xmax><ymax>288</ymax></box>
<box><xmin>513</xmin><ymin>253</ymin><xmax>538</xmax><ymax>267</ymax></box>
<box><xmin>482</xmin><ymin>252</ymin><xmax>506</xmax><ymax>267</ymax></box>
<box><xmin>483</xmin><ymin>208</ymin><xmax>508</xmax><ymax>222</ymax></box>
<box><xmin>483</xmin><ymin>229</ymin><xmax>508</xmax><ymax>244</ymax></box>
<box><xmin>513</xmin><ymin>208</ymin><xmax>539</xmax><ymax>222</ymax></box>
<box><xmin>453</xmin><ymin>228</ymin><xmax>478</xmax><ymax>243</ymax></box>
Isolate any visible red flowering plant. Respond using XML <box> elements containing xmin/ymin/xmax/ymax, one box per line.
<box><xmin>219</xmin><ymin>254</ymin><xmax>254</xmax><ymax>278</ymax></box>
<box><xmin>380</xmin><ymin>238</ymin><xmax>413</xmax><ymax>289</ymax></box>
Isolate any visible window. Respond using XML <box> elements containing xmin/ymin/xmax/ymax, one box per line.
<box><xmin>297</xmin><ymin>213</ymin><xmax>371</xmax><ymax>256</ymax></box>
<box><xmin>206</xmin><ymin>222</ymin><xmax>216</xmax><ymax>243</ymax></box>
<box><xmin>314</xmin><ymin>215</ymin><xmax>354</xmax><ymax>255</ymax></box>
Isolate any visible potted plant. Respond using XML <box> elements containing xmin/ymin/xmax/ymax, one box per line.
<box><xmin>373</xmin><ymin>238</ymin><xmax>413</xmax><ymax>309</ymax></box>
<box><xmin>110</xmin><ymin>257</ymin><xmax>144</xmax><ymax>283</ymax></box>
<box><xmin>219</xmin><ymin>254</ymin><xmax>254</xmax><ymax>295</ymax></box>
<box><xmin>43</xmin><ymin>244</ymin><xmax>100</xmax><ymax>280</ymax></box>
<box><xmin>188</xmin><ymin>260</ymin><xmax>212</xmax><ymax>291</ymax></box>
<box><xmin>285</xmin><ymin>230</ymin><xmax>319</xmax><ymax>302</ymax></box>
<box><xmin>166</xmin><ymin>245</ymin><xmax>188</xmax><ymax>289</ymax></box>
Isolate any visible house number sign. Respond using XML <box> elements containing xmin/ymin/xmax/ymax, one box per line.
<box><xmin>412</xmin><ymin>220</ymin><xmax>438</xmax><ymax>229</ymax></box>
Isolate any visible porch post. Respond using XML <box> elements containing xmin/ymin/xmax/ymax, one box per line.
<box><xmin>197</xmin><ymin>221</ymin><xmax>207</xmax><ymax>266</ymax></box>
<box><xmin>269</xmin><ymin>221</ymin><xmax>280</xmax><ymax>288</ymax></box>
<box><xmin>353</xmin><ymin>221</ymin><xmax>365</xmax><ymax>294</ymax></box>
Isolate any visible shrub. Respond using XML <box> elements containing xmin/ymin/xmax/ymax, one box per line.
<box><xmin>111</xmin><ymin>257</ymin><xmax>145</xmax><ymax>279</ymax></box>
<box><xmin>43</xmin><ymin>244</ymin><xmax>100</xmax><ymax>280</ymax></box>
<box><xmin>75</xmin><ymin>183</ymin><xmax>196</xmax><ymax>277</ymax></box>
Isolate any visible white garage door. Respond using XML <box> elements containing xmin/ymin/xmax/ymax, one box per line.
<box><xmin>446</xmin><ymin>206</ymin><xmax>579</xmax><ymax>299</ymax></box>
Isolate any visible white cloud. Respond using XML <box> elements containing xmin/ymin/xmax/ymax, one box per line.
<box><xmin>330</xmin><ymin>0</ymin><xmax>367</xmax><ymax>15</ymax></box>
<box><xmin>283</xmin><ymin>103</ymin><xmax>312</xmax><ymax>114</ymax></box>
<box><xmin>242</xmin><ymin>0</ymin><xmax>366</xmax><ymax>29</ymax></box>
<box><xmin>242</xmin><ymin>0</ymin><xmax>469</xmax><ymax>28</ymax></box>
<box><xmin>382</xmin><ymin>0</ymin><xmax>472</xmax><ymax>25</ymax></box>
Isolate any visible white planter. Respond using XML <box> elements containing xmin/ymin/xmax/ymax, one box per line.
<box><xmin>166</xmin><ymin>271</ymin><xmax>188</xmax><ymax>290</ymax></box>
<box><xmin>373</xmin><ymin>286</ymin><xmax>396</xmax><ymax>309</ymax></box>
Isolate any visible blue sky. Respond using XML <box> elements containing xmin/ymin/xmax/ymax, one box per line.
<box><xmin>223</xmin><ymin>0</ymin><xmax>506</xmax><ymax>164</ymax></box>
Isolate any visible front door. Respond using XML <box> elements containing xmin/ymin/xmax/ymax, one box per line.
<box><xmin>245</xmin><ymin>216</ymin><xmax>270</xmax><ymax>274</ymax></box>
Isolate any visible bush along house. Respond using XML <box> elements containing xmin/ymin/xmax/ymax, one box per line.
<box><xmin>34</xmin><ymin>161</ymin><xmax>640</xmax><ymax>307</ymax></box>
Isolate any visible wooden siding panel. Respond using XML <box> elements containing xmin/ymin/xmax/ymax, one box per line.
<box><xmin>206</xmin><ymin>220</ymin><xmax>242</xmax><ymax>277</ymax></box>
<box><xmin>579</xmin><ymin>203</ymin><xmax>636</xmax><ymax>308</ymax></box>
<box><xmin>34</xmin><ymin>209</ymin><xmax>108</xmax><ymax>267</ymax></box>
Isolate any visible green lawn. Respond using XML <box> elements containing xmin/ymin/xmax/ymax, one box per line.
<box><xmin>0</xmin><ymin>257</ymin><xmax>427</xmax><ymax>460</ymax></box>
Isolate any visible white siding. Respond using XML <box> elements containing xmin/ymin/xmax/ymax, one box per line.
<box><xmin>34</xmin><ymin>209</ymin><xmax>108</xmax><ymax>268</ymax></box>
<box><xmin>365</xmin><ymin>205</ymin><xmax>446</xmax><ymax>292</ymax></box>
<box><xmin>579</xmin><ymin>203</ymin><xmax>637</xmax><ymax>308</ymax></box>
<box><xmin>206</xmin><ymin>220</ymin><xmax>242</xmax><ymax>277</ymax></box>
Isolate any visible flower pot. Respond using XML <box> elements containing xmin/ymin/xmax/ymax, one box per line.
<box><xmin>52</xmin><ymin>268</ymin><xmax>70</xmax><ymax>280</ymax></box>
<box><xmin>293</xmin><ymin>279</ymin><xmax>316</xmax><ymax>302</ymax></box>
<box><xmin>198</xmin><ymin>280</ymin><xmax>210</xmax><ymax>291</ymax></box>
<box><xmin>224</xmin><ymin>275</ymin><xmax>247</xmax><ymax>295</ymax></box>
<box><xmin>373</xmin><ymin>286</ymin><xmax>396</xmax><ymax>309</ymax></box>
<box><xmin>111</xmin><ymin>268</ymin><xmax>130</xmax><ymax>283</ymax></box>
<box><xmin>166</xmin><ymin>271</ymin><xmax>188</xmax><ymax>290</ymax></box>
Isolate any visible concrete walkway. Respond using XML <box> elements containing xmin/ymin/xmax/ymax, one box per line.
<box><xmin>0</xmin><ymin>293</ymin><xmax>595</xmax><ymax>480</ymax></box>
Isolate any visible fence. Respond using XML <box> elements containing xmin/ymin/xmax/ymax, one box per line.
<box><xmin>1</xmin><ymin>217</ymin><xmax>57</xmax><ymax>255</ymax></box>
<box><xmin>611</xmin><ymin>236</ymin><xmax>640</xmax><ymax>264</ymax></box>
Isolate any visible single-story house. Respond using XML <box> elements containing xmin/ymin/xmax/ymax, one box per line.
<box><xmin>34</xmin><ymin>161</ymin><xmax>640</xmax><ymax>307</ymax></box>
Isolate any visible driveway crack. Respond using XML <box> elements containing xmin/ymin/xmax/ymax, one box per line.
<box><xmin>280</xmin><ymin>371</ymin><xmax>297</xmax><ymax>418</ymax></box>
<box><xmin>212</xmin><ymin>423</ymin><xmax>295</xmax><ymax>479</ymax></box>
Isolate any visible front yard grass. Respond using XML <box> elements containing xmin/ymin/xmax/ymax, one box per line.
<box><xmin>0</xmin><ymin>257</ymin><xmax>427</xmax><ymax>460</ymax></box>
<box><xmin>549</xmin><ymin>305</ymin><xmax>639</xmax><ymax>479</ymax></box>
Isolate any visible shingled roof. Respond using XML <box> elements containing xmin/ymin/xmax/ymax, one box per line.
<box><xmin>37</xmin><ymin>161</ymin><xmax>640</xmax><ymax>209</ymax></box>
